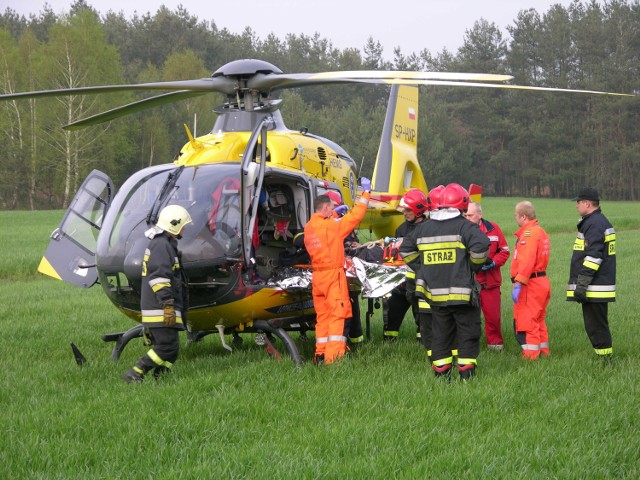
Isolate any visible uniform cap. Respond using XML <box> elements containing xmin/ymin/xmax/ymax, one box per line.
<box><xmin>572</xmin><ymin>187</ymin><xmax>600</xmax><ymax>202</ymax></box>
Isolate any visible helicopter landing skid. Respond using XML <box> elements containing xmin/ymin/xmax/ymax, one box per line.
<box><xmin>101</xmin><ymin>325</ymin><xmax>144</xmax><ymax>361</ymax></box>
<box><xmin>253</xmin><ymin>320</ymin><xmax>303</xmax><ymax>367</ymax></box>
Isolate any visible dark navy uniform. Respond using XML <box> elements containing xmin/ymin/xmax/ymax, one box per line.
<box><xmin>382</xmin><ymin>218</ymin><xmax>431</xmax><ymax>345</ymax></box>
<box><xmin>134</xmin><ymin>232</ymin><xmax>187</xmax><ymax>376</ymax></box>
<box><xmin>566</xmin><ymin>208</ymin><xmax>616</xmax><ymax>357</ymax></box>
<box><xmin>401</xmin><ymin>213</ymin><xmax>489</xmax><ymax>378</ymax></box>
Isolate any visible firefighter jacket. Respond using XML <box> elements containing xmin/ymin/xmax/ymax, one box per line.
<box><xmin>476</xmin><ymin>218</ymin><xmax>510</xmax><ymax>289</ymax></box>
<box><xmin>510</xmin><ymin>219</ymin><xmax>550</xmax><ymax>285</ymax></box>
<box><xmin>388</xmin><ymin>216</ymin><xmax>426</xmax><ymax>292</ymax></box>
<box><xmin>140</xmin><ymin>232</ymin><xmax>187</xmax><ymax>329</ymax></box>
<box><xmin>304</xmin><ymin>193</ymin><xmax>370</xmax><ymax>270</ymax></box>
<box><xmin>399</xmin><ymin>210</ymin><xmax>490</xmax><ymax>307</ymax></box>
<box><xmin>566</xmin><ymin>208</ymin><xmax>616</xmax><ymax>302</ymax></box>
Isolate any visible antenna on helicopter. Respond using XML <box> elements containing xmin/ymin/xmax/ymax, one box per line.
<box><xmin>358</xmin><ymin>156</ymin><xmax>365</xmax><ymax>178</ymax></box>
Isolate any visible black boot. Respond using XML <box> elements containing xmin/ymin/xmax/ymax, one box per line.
<box><xmin>458</xmin><ymin>364</ymin><xmax>477</xmax><ymax>382</ymax></box>
<box><xmin>123</xmin><ymin>368</ymin><xmax>144</xmax><ymax>383</ymax></box>
<box><xmin>152</xmin><ymin>366</ymin><xmax>171</xmax><ymax>379</ymax></box>
<box><xmin>433</xmin><ymin>363</ymin><xmax>452</xmax><ymax>381</ymax></box>
<box><xmin>314</xmin><ymin>354</ymin><xmax>325</xmax><ymax>366</ymax></box>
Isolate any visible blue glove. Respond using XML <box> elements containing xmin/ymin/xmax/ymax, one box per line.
<box><xmin>511</xmin><ymin>283</ymin><xmax>521</xmax><ymax>304</ymax></box>
<box><xmin>360</xmin><ymin>177</ymin><xmax>371</xmax><ymax>193</ymax></box>
<box><xmin>334</xmin><ymin>205</ymin><xmax>349</xmax><ymax>216</ymax></box>
<box><xmin>481</xmin><ymin>260</ymin><xmax>496</xmax><ymax>271</ymax></box>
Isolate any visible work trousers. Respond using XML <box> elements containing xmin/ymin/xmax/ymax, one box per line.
<box><xmin>312</xmin><ymin>269</ymin><xmax>350</xmax><ymax>364</ymax></box>
<box><xmin>344</xmin><ymin>291</ymin><xmax>364</xmax><ymax>343</ymax></box>
<box><xmin>430</xmin><ymin>304</ymin><xmax>481</xmax><ymax>375</ymax></box>
<box><xmin>382</xmin><ymin>288</ymin><xmax>420</xmax><ymax>340</ymax></box>
<box><xmin>417</xmin><ymin>311</ymin><xmax>433</xmax><ymax>356</ymax></box>
<box><xmin>133</xmin><ymin>327</ymin><xmax>180</xmax><ymax>374</ymax></box>
<box><xmin>513</xmin><ymin>277</ymin><xmax>550</xmax><ymax>360</ymax></box>
<box><xmin>480</xmin><ymin>286</ymin><xmax>504</xmax><ymax>347</ymax></box>
<box><xmin>582</xmin><ymin>302</ymin><xmax>613</xmax><ymax>355</ymax></box>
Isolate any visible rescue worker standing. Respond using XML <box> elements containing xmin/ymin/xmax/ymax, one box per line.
<box><xmin>304</xmin><ymin>179</ymin><xmax>371</xmax><ymax>365</ymax></box>
<box><xmin>326</xmin><ymin>191</ymin><xmax>366</xmax><ymax>345</ymax></box>
<box><xmin>463</xmin><ymin>202</ymin><xmax>510</xmax><ymax>350</ymax></box>
<box><xmin>382</xmin><ymin>188</ymin><xmax>431</xmax><ymax>343</ymax></box>
<box><xmin>400</xmin><ymin>184</ymin><xmax>490</xmax><ymax>380</ymax></box>
<box><xmin>293</xmin><ymin>190</ymin><xmax>365</xmax><ymax>345</ymax></box>
<box><xmin>511</xmin><ymin>201</ymin><xmax>551</xmax><ymax>361</ymax></box>
<box><xmin>124</xmin><ymin>204</ymin><xmax>192</xmax><ymax>383</ymax></box>
<box><xmin>566</xmin><ymin>187</ymin><xmax>616</xmax><ymax>361</ymax></box>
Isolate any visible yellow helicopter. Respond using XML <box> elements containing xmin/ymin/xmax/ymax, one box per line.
<box><xmin>1</xmin><ymin>59</ymin><xmax>631</xmax><ymax>364</ymax></box>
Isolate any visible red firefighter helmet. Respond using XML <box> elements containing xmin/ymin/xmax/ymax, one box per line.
<box><xmin>439</xmin><ymin>183</ymin><xmax>470</xmax><ymax>211</ymax></box>
<box><xmin>325</xmin><ymin>191</ymin><xmax>343</xmax><ymax>205</ymax></box>
<box><xmin>399</xmin><ymin>189</ymin><xmax>428</xmax><ymax>216</ymax></box>
<box><xmin>427</xmin><ymin>185</ymin><xmax>445</xmax><ymax>211</ymax></box>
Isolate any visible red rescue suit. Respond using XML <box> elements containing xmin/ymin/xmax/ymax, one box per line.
<box><xmin>304</xmin><ymin>193</ymin><xmax>370</xmax><ymax>363</ymax></box>
<box><xmin>510</xmin><ymin>219</ymin><xmax>551</xmax><ymax>360</ymax></box>
<box><xmin>476</xmin><ymin>219</ymin><xmax>510</xmax><ymax>348</ymax></box>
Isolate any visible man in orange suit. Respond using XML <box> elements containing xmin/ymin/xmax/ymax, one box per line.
<box><xmin>510</xmin><ymin>201</ymin><xmax>551</xmax><ymax>360</ymax></box>
<box><xmin>304</xmin><ymin>178</ymin><xmax>371</xmax><ymax>365</ymax></box>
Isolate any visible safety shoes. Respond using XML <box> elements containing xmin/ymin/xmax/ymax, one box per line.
<box><xmin>458</xmin><ymin>364</ymin><xmax>477</xmax><ymax>381</ymax></box>
<box><xmin>313</xmin><ymin>354</ymin><xmax>325</xmax><ymax>367</ymax></box>
<box><xmin>597</xmin><ymin>354</ymin><xmax>615</xmax><ymax>366</ymax></box>
<box><xmin>152</xmin><ymin>366</ymin><xmax>171</xmax><ymax>379</ymax></box>
<box><xmin>123</xmin><ymin>368</ymin><xmax>144</xmax><ymax>383</ymax></box>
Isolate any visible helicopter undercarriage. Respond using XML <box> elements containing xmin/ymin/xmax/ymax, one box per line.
<box><xmin>101</xmin><ymin>313</ymin><xmax>314</xmax><ymax>366</ymax></box>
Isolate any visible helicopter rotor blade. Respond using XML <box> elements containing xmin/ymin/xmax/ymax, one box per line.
<box><xmin>410</xmin><ymin>80</ymin><xmax>636</xmax><ymax>97</ymax></box>
<box><xmin>58</xmin><ymin>77</ymin><xmax>636</xmax><ymax>130</ymax></box>
<box><xmin>248</xmin><ymin>71</ymin><xmax>514</xmax><ymax>92</ymax></box>
<box><xmin>0</xmin><ymin>70</ymin><xmax>513</xmax><ymax>103</ymax></box>
<box><xmin>63</xmin><ymin>90</ymin><xmax>208</xmax><ymax>130</ymax></box>
<box><xmin>0</xmin><ymin>77</ymin><xmax>236</xmax><ymax>101</ymax></box>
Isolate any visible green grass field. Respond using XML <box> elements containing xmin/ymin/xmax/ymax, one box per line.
<box><xmin>2</xmin><ymin>199</ymin><xmax>640</xmax><ymax>479</ymax></box>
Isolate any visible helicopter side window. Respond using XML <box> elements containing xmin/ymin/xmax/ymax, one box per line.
<box><xmin>177</xmin><ymin>167</ymin><xmax>244</xmax><ymax>263</ymax></box>
<box><xmin>207</xmin><ymin>177</ymin><xmax>241</xmax><ymax>238</ymax></box>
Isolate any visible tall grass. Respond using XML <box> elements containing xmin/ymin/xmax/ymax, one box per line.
<box><xmin>2</xmin><ymin>200</ymin><xmax>640</xmax><ymax>479</ymax></box>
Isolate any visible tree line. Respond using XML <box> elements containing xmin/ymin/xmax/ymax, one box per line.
<box><xmin>1</xmin><ymin>0</ymin><xmax>639</xmax><ymax>209</ymax></box>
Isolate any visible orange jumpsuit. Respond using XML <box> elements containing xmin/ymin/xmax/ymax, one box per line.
<box><xmin>510</xmin><ymin>219</ymin><xmax>551</xmax><ymax>360</ymax></box>
<box><xmin>304</xmin><ymin>193</ymin><xmax>370</xmax><ymax>363</ymax></box>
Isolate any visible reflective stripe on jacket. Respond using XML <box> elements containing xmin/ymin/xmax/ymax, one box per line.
<box><xmin>140</xmin><ymin>232</ymin><xmax>187</xmax><ymax>329</ymax></box>
<box><xmin>566</xmin><ymin>208</ymin><xmax>616</xmax><ymax>302</ymax></box>
<box><xmin>399</xmin><ymin>213</ymin><xmax>490</xmax><ymax>307</ymax></box>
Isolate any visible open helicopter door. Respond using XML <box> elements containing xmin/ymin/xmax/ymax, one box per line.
<box><xmin>240</xmin><ymin>117</ymin><xmax>271</xmax><ymax>270</ymax></box>
<box><xmin>37</xmin><ymin>170</ymin><xmax>113</xmax><ymax>288</ymax></box>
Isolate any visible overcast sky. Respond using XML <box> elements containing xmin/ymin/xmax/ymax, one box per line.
<box><xmin>8</xmin><ymin>0</ymin><xmax>578</xmax><ymax>57</ymax></box>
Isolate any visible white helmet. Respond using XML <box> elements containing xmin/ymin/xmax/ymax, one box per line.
<box><xmin>156</xmin><ymin>205</ymin><xmax>193</xmax><ymax>236</ymax></box>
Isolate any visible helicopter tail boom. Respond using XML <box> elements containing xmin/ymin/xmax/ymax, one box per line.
<box><xmin>362</xmin><ymin>85</ymin><xmax>427</xmax><ymax>238</ymax></box>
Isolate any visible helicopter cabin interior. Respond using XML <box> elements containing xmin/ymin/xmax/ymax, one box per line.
<box><xmin>252</xmin><ymin>173</ymin><xmax>308</xmax><ymax>277</ymax></box>
<box><xmin>251</xmin><ymin>173</ymin><xmax>346</xmax><ymax>280</ymax></box>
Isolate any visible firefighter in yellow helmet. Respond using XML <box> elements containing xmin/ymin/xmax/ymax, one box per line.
<box><xmin>123</xmin><ymin>204</ymin><xmax>192</xmax><ymax>383</ymax></box>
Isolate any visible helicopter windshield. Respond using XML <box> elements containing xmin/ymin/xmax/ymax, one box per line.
<box><xmin>97</xmin><ymin>164</ymin><xmax>244</xmax><ymax>279</ymax></box>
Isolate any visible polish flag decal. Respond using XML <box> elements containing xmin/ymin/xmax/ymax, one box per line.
<box><xmin>408</xmin><ymin>107</ymin><xmax>416</xmax><ymax>120</ymax></box>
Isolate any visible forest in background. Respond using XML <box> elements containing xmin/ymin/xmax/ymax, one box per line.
<box><xmin>1</xmin><ymin>0</ymin><xmax>639</xmax><ymax>209</ymax></box>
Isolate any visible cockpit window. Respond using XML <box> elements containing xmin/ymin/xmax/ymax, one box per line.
<box><xmin>97</xmin><ymin>164</ymin><xmax>244</xmax><ymax>269</ymax></box>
